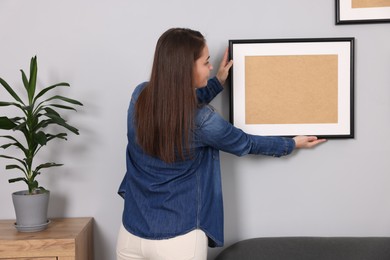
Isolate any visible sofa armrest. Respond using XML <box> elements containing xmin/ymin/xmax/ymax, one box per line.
<box><xmin>215</xmin><ymin>237</ymin><xmax>390</xmax><ymax>260</ymax></box>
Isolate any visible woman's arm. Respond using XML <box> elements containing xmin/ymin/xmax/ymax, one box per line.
<box><xmin>196</xmin><ymin>48</ymin><xmax>233</xmax><ymax>104</ymax></box>
<box><xmin>196</xmin><ymin>77</ymin><xmax>224</xmax><ymax>104</ymax></box>
<box><xmin>197</xmin><ymin>107</ymin><xmax>325</xmax><ymax>157</ymax></box>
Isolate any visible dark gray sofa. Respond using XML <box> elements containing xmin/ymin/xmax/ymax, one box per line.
<box><xmin>215</xmin><ymin>237</ymin><xmax>390</xmax><ymax>260</ymax></box>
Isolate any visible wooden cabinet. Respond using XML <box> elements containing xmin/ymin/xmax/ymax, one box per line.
<box><xmin>0</xmin><ymin>217</ymin><xmax>93</xmax><ymax>260</ymax></box>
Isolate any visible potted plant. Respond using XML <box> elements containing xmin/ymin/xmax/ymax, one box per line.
<box><xmin>0</xmin><ymin>56</ymin><xmax>83</xmax><ymax>232</ymax></box>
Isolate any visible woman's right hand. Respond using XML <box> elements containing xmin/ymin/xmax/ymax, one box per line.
<box><xmin>216</xmin><ymin>48</ymin><xmax>233</xmax><ymax>85</ymax></box>
<box><xmin>293</xmin><ymin>136</ymin><xmax>326</xmax><ymax>149</ymax></box>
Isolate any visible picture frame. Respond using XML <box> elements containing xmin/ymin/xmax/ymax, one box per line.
<box><xmin>336</xmin><ymin>0</ymin><xmax>390</xmax><ymax>24</ymax></box>
<box><xmin>229</xmin><ymin>38</ymin><xmax>354</xmax><ymax>139</ymax></box>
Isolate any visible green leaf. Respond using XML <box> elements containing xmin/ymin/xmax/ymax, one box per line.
<box><xmin>0</xmin><ymin>101</ymin><xmax>22</xmax><ymax>108</ymax></box>
<box><xmin>46</xmin><ymin>95</ymin><xmax>83</xmax><ymax>106</ymax></box>
<box><xmin>0</xmin><ymin>155</ymin><xmax>28</xmax><ymax>167</ymax></box>
<box><xmin>29</xmin><ymin>180</ymin><xmax>39</xmax><ymax>193</ymax></box>
<box><xmin>0</xmin><ymin>143</ymin><xmax>14</xmax><ymax>149</ymax></box>
<box><xmin>32</xmin><ymin>170</ymin><xmax>40</xmax><ymax>179</ymax></box>
<box><xmin>45</xmin><ymin>115</ymin><xmax>80</xmax><ymax>135</ymax></box>
<box><xmin>43</xmin><ymin>113</ymin><xmax>80</xmax><ymax>135</ymax></box>
<box><xmin>28</xmin><ymin>56</ymin><xmax>38</xmax><ymax>104</ymax></box>
<box><xmin>46</xmin><ymin>133</ymin><xmax>68</xmax><ymax>141</ymax></box>
<box><xmin>44</xmin><ymin>113</ymin><xmax>66</xmax><ymax>124</ymax></box>
<box><xmin>33</xmin><ymin>119</ymin><xmax>51</xmax><ymax>131</ymax></box>
<box><xmin>33</xmin><ymin>131</ymin><xmax>47</xmax><ymax>146</ymax></box>
<box><xmin>44</xmin><ymin>107</ymin><xmax>60</xmax><ymax>117</ymax></box>
<box><xmin>0</xmin><ymin>77</ymin><xmax>24</xmax><ymax>104</ymax></box>
<box><xmin>0</xmin><ymin>135</ymin><xmax>20</xmax><ymax>142</ymax></box>
<box><xmin>0</xmin><ymin>117</ymin><xmax>17</xmax><ymax>130</ymax></box>
<box><xmin>37</xmin><ymin>186</ymin><xmax>48</xmax><ymax>192</ymax></box>
<box><xmin>0</xmin><ymin>142</ymin><xmax>26</xmax><ymax>153</ymax></box>
<box><xmin>13</xmin><ymin>121</ymin><xmax>27</xmax><ymax>132</ymax></box>
<box><xmin>9</xmin><ymin>117</ymin><xmax>25</xmax><ymax>125</ymax></box>
<box><xmin>34</xmin><ymin>82</ymin><xmax>70</xmax><ymax>102</ymax></box>
<box><xmin>5</xmin><ymin>164</ymin><xmax>26</xmax><ymax>173</ymax></box>
<box><xmin>35</xmin><ymin>162</ymin><xmax>63</xmax><ymax>172</ymax></box>
<box><xmin>21</xmin><ymin>69</ymin><xmax>29</xmax><ymax>91</ymax></box>
<box><xmin>48</xmin><ymin>104</ymin><xmax>77</xmax><ymax>111</ymax></box>
<box><xmin>8</xmin><ymin>177</ymin><xmax>26</xmax><ymax>183</ymax></box>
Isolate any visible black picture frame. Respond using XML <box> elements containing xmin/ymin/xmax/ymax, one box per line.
<box><xmin>229</xmin><ymin>38</ymin><xmax>355</xmax><ymax>139</ymax></box>
<box><xmin>336</xmin><ymin>0</ymin><xmax>390</xmax><ymax>24</ymax></box>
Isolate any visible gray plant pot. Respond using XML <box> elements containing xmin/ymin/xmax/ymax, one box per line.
<box><xmin>12</xmin><ymin>190</ymin><xmax>50</xmax><ymax>232</ymax></box>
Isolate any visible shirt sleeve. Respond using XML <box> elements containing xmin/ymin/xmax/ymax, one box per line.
<box><xmin>196</xmin><ymin>106</ymin><xmax>295</xmax><ymax>157</ymax></box>
<box><xmin>196</xmin><ymin>77</ymin><xmax>224</xmax><ymax>104</ymax></box>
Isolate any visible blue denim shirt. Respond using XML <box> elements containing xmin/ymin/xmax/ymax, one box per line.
<box><xmin>118</xmin><ymin>77</ymin><xmax>295</xmax><ymax>247</ymax></box>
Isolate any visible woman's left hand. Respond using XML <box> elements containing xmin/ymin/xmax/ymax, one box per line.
<box><xmin>293</xmin><ymin>136</ymin><xmax>327</xmax><ymax>149</ymax></box>
<box><xmin>216</xmin><ymin>48</ymin><xmax>233</xmax><ymax>85</ymax></box>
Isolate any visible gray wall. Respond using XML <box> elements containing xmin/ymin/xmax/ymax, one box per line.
<box><xmin>1</xmin><ymin>1</ymin><xmax>390</xmax><ymax>259</ymax></box>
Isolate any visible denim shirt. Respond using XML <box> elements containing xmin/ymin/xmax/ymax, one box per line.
<box><xmin>118</xmin><ymin>77</ymin><xmax>295</xmax><ymax>247</ymax></box>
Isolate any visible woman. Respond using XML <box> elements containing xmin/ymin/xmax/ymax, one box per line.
<box><xmin>117</xmin><ymin>28</ymin><xmax>325</xmax><ymax>260</ymax></box>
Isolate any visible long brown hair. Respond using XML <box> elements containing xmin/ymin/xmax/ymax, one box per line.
<box><xmin>135</xmin><ymin>28</ymin><xmax>206</xmax><ymax>163</ymax></box>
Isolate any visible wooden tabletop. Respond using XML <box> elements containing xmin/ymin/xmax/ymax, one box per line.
<box><xmin>0</xmin><ymin>217</ymin><xmax>93</xmax><ymax>259</ymax></box>
<box><xmin>0</xmin><ymin>217</ymin><xmax>93</xmax><ymax>240</ymax></box>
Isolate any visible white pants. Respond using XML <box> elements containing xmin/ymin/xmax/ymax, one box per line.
<box><xmin>116</xmin><ymin>224</ymin><xmax>208</xmax><ymax>260</ymax></box>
